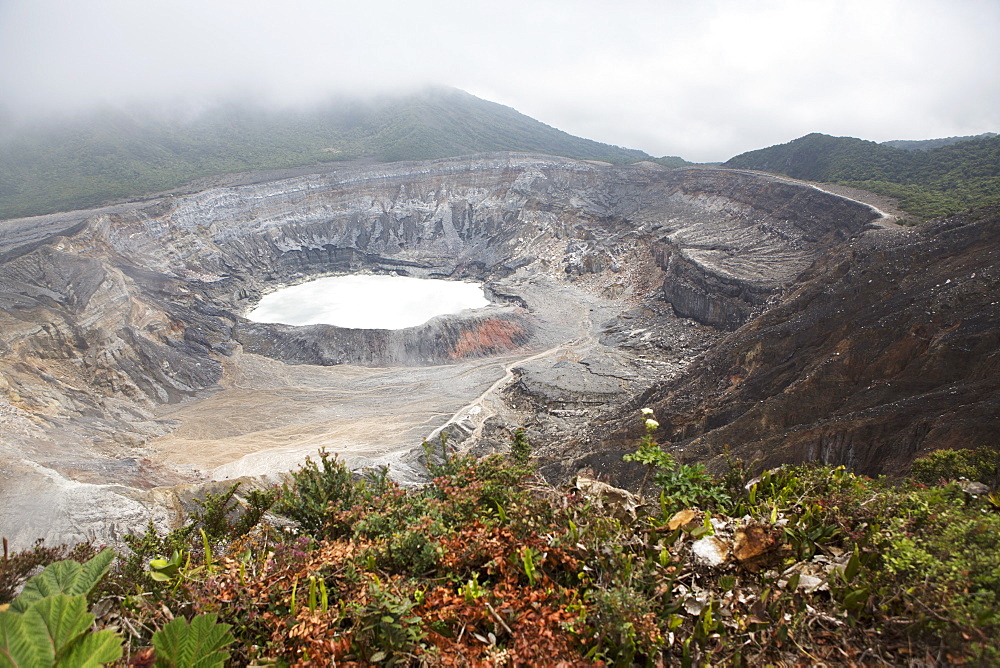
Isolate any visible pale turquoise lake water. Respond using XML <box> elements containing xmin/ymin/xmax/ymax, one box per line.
<box><xmin>247</xmin><ymin>275</ymin><xmax>490</xmax><ymax>329</ymax></box>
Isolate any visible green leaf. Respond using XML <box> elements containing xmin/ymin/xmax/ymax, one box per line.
<box><xmin>11</xmin><ymin>550</ymin><xmax>114</xmax><ymax>613</ymax></box>
<box><xmin>689</xmin><ymin>525</ymin><xmax>712</xmax><ymax>538</ymax></box>
<box><xmin>23</xmin><ymin>594</ymin><xmax>92</xmax><ymax>664</ymax></box>
<box><xmin>152</xmin><ymin>613</ymin><xmax>235</xmax><ymax>668</ymax></box>
<box><xmin>58</xmin><ymin>630</ymin><xmax>123</xmax><ymax>667</ymax></box>
<box><xmin>75</xmin><ymin>550</ymin><xmax>115</xmax><ymax>598</ymax></box>
<box><xmin>0</xmin><ymin>595</ymin><xmax>121</xmax><ymax>668</ymax></box>
<box><xmin>844</xmin><ymin>551</ymin><xmax>861</xmax><ymax>583</ymax></box>
<box><xmin>0</xmin><ymin>609</ymin><xmax>37</xmax><ymax>667</ymax></box>
<box><xmin>10</xmin><ymin>563</ymin><xmax>81</xmax><ymax>614</ymax></box>
<box><xmin>843</xmin><ymin>587</ymin><xmax>870</xmax><ymax>613</ymax></box>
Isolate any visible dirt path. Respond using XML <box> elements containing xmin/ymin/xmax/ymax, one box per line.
<box><xmin>722</xmin><ymin>168</ymin><xmax>908</xmax><ymax>224</ymax></box>
<box><xmin>447</xmin><ymin>311</ymin><xmax>597</xmax><ymax>444</ymax></box>
<box><xmin>145</xmin><ymin>275</ymin><xmax>621</xmax><ymax>482</ymax></box>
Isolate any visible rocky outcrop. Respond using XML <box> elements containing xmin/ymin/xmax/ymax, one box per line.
<box><xmin>650</xmin><ymin>172</ymin><xmax>883</xmax><ymax>329</ymax></box>
<box><xmin>661</xmin><ymin>253</ymin><xmax>775</xmax><ymax>330</ymax></box>
<box><xmin>584</xmin><ymin>208</ymin><xmax>1000</xmax><ymax>478</ymax></box>
<box><xmin>0</xmin><ymin>241</ymin><xmax>224</xmax><ymax>441</ymax></box>
<box><xmin>234</xmin><ymin>310</ymin><xmax>533</xmax><ymax>366</ymax></box>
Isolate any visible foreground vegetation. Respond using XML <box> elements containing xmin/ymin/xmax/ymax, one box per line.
<box><xmin>2</xmin><ymin>418</ymin><xmax>998</xmax><ymax>666</ymax></box>
<box><xmin>724</xmin><ymin>132</ymin><xmax>1000</xmax><ymax>219</ymax></box>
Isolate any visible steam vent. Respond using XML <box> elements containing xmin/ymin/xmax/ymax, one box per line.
<box><xmin>2</xmin><ymin>153</ymin><xmax>998</xmax><ymax>548</ymax></box>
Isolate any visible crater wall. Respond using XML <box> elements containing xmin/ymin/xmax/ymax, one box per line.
<box><xmin>0</xmin><ymin>153</ymin><xmax>882</xmax><ymax>547</ymax></box>
<box><xmin>574</xmin><ymin>208</ymin><xmax>1000</xmax><ymax>480</ymax></box>
<box><xmin>1</xmin><ymin>155</ymin><xmax>880</xmax><ymax>436</ymax></box>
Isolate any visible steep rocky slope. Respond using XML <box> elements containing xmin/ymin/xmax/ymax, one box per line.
<box><xmin>577</xmin><ymin>207</ymin><xmax>1000</xmax><ymax>480</ymax></box>
<box><xmin>0</xmin><ymin>154</ymin><xmax>882</xmax><ymax>546</ymax></box>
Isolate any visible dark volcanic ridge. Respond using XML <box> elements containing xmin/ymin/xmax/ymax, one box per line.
<box><xmin>1</xmin><ymin>152</ymin><xmax>953</xmax><ymax>548</ymax></box>
<box><xmin>560</xmin><ymin>207</ymin><xmax>1000</xmax><ymax>484</ymax></box>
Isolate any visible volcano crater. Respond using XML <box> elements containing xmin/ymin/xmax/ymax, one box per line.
<box><xmin>0</xmin><ymin>153</ymin><xmax>885</xmax><ymax>547</ymax></box>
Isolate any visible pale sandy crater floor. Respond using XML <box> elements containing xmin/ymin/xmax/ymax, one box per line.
<box><xmin>148</xmin><ymin>273</ymin><xmax>624</xmax><ymax>482</ymax></box>
<box><xmin>0</xmin><ymin>275</ymin><xmax>637</xmax><ymax>549</ymax></box>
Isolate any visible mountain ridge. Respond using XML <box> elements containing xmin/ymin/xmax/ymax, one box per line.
<box><xmin>882</xmin><ymin>132</ymin><xmax>997</xmax><ymax>151</ymax></box>
<box><xmin>724</xmin><ymin>131</ymin><xmax>1000</xmax><ymax>218</ymax></box>
<box><xmin>0</xmin><ymin>88</ymin><xmax>661</xmax><ymax>220</ymax></box>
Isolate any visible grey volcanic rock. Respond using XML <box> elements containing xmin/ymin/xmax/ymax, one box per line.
<box><xmin>579</xmin><ymin>208</ymin><xmax>1000</xmax><ymax>481</ymax></box>
<box><xmin>0</xmin><ymin>153</ymin><xmax>882</xmax><ymax>547</ymax></box>
<box><xmin>235</xmin><ymin>309</ymin><xmax>533</xmax><ymax>366</ymax></box>
<box><xmin>0</xmin><ymin>242</ymin><xmax>223</xmax><ymax>439</ymax></box>
<box><xmin>650</xmin><ymin>172</ymin><xmax>884</xmax><ymax>329</ymax></box>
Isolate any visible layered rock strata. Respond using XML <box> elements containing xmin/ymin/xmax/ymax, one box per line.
<box><xmin>577</xmin><ymin>208</ymin><xmax>1000</xmax><ymax>480</ymax></box>
<box><xmin>0</xmin><ymin>153</ymin><xmax>882</xmax><ymax>546</ymax></box>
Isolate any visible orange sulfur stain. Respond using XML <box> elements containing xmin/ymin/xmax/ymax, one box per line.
<box><xmin>450</xmin><ymin>319</ymin><xmax>525</xmax><ymax>358</ymax></box>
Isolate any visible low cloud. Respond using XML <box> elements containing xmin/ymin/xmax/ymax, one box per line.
<box><xmin>1</xmin><ymin>0</ymin><xmax>997</xmax><ymax>161</ymax></box>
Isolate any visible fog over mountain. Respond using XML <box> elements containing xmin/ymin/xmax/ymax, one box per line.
<box><xmin>1</xmin><ymin>0</ymin><xmax>997</xmax><ymax>162</ymax></box>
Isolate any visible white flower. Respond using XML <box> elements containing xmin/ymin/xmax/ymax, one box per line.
<box><xmin>645</xmin><ymin>418</ymin><xmax>660</xmax><ymax>431</ymax></box>
<box><xmin>641</xmin><ymin>407</ymin><xmax>655</xmax><ymax>416</ymax></box>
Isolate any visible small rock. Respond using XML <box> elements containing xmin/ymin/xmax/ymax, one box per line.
<box><xmin>795</xmin><ymin>574</ymin><xmax>825</xmax><ymax>591</ymax></box>
<box><xmin>710</xmin><ymin>517</ymin><xmax>729</xmax><ymax>531</ymax></box>
<box><xmin>778</xmin><ymin>560</ymin><xmax>832</xmax><ymax>592</ymax></box>
<box><xmin>691</xmin><ymin>536</ymin><xmax>729</xmax><ymax>567</ymax></box>
<box><xmin>684</xmin><ymin>597</ymin><xmax>707</xmax><ymax>616</ymax></box>
<box><xmin>957</xmin><ymin>480</ymin><xmax>990</xmax><ymax>496</ymax></box>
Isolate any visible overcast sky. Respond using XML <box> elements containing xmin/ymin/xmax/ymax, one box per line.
<box><xmin>1</xmin><ymin>0</ymin><xmax>997</xmax><ymax>162</ymax></box>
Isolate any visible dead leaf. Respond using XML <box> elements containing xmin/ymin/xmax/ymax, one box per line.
<box><xmin>129</xmin><ymin>647</ymin><xmax>155</xmax><ymax>667</ymax></box>
<box><xmin>574</xmin><ymin>476</ymin><xmax>642</xmax><ymax>522</ymax></box>
<box><xmin>668</xmin><ymin>508</ymin><xmax>699</xmax><ymax>531</ymax></box>
<box><xmin>733</xmin><ymin>523</ymin><xmax>784</xmax><ymax>571</ymax></box>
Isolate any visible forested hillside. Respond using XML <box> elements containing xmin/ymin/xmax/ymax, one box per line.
<box><xmin>883</xmin><ymin>132</ymin><xmax>996</xmax><ymax>151</ymax></box>
<box><xmin>0</xmin><ymin>88</ymin><xmax>653</xmax><ymax>219</ymax></box>
<box><xmin>724</xmin><ymin>132</ymin><xmax>1000</xmax><ymax>218</ymax></box>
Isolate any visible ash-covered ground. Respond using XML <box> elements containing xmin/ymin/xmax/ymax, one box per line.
<box><xmin>0</xmin><ymin>154</ymin><xmax>893</xmax><ymax>547</ymax></box>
